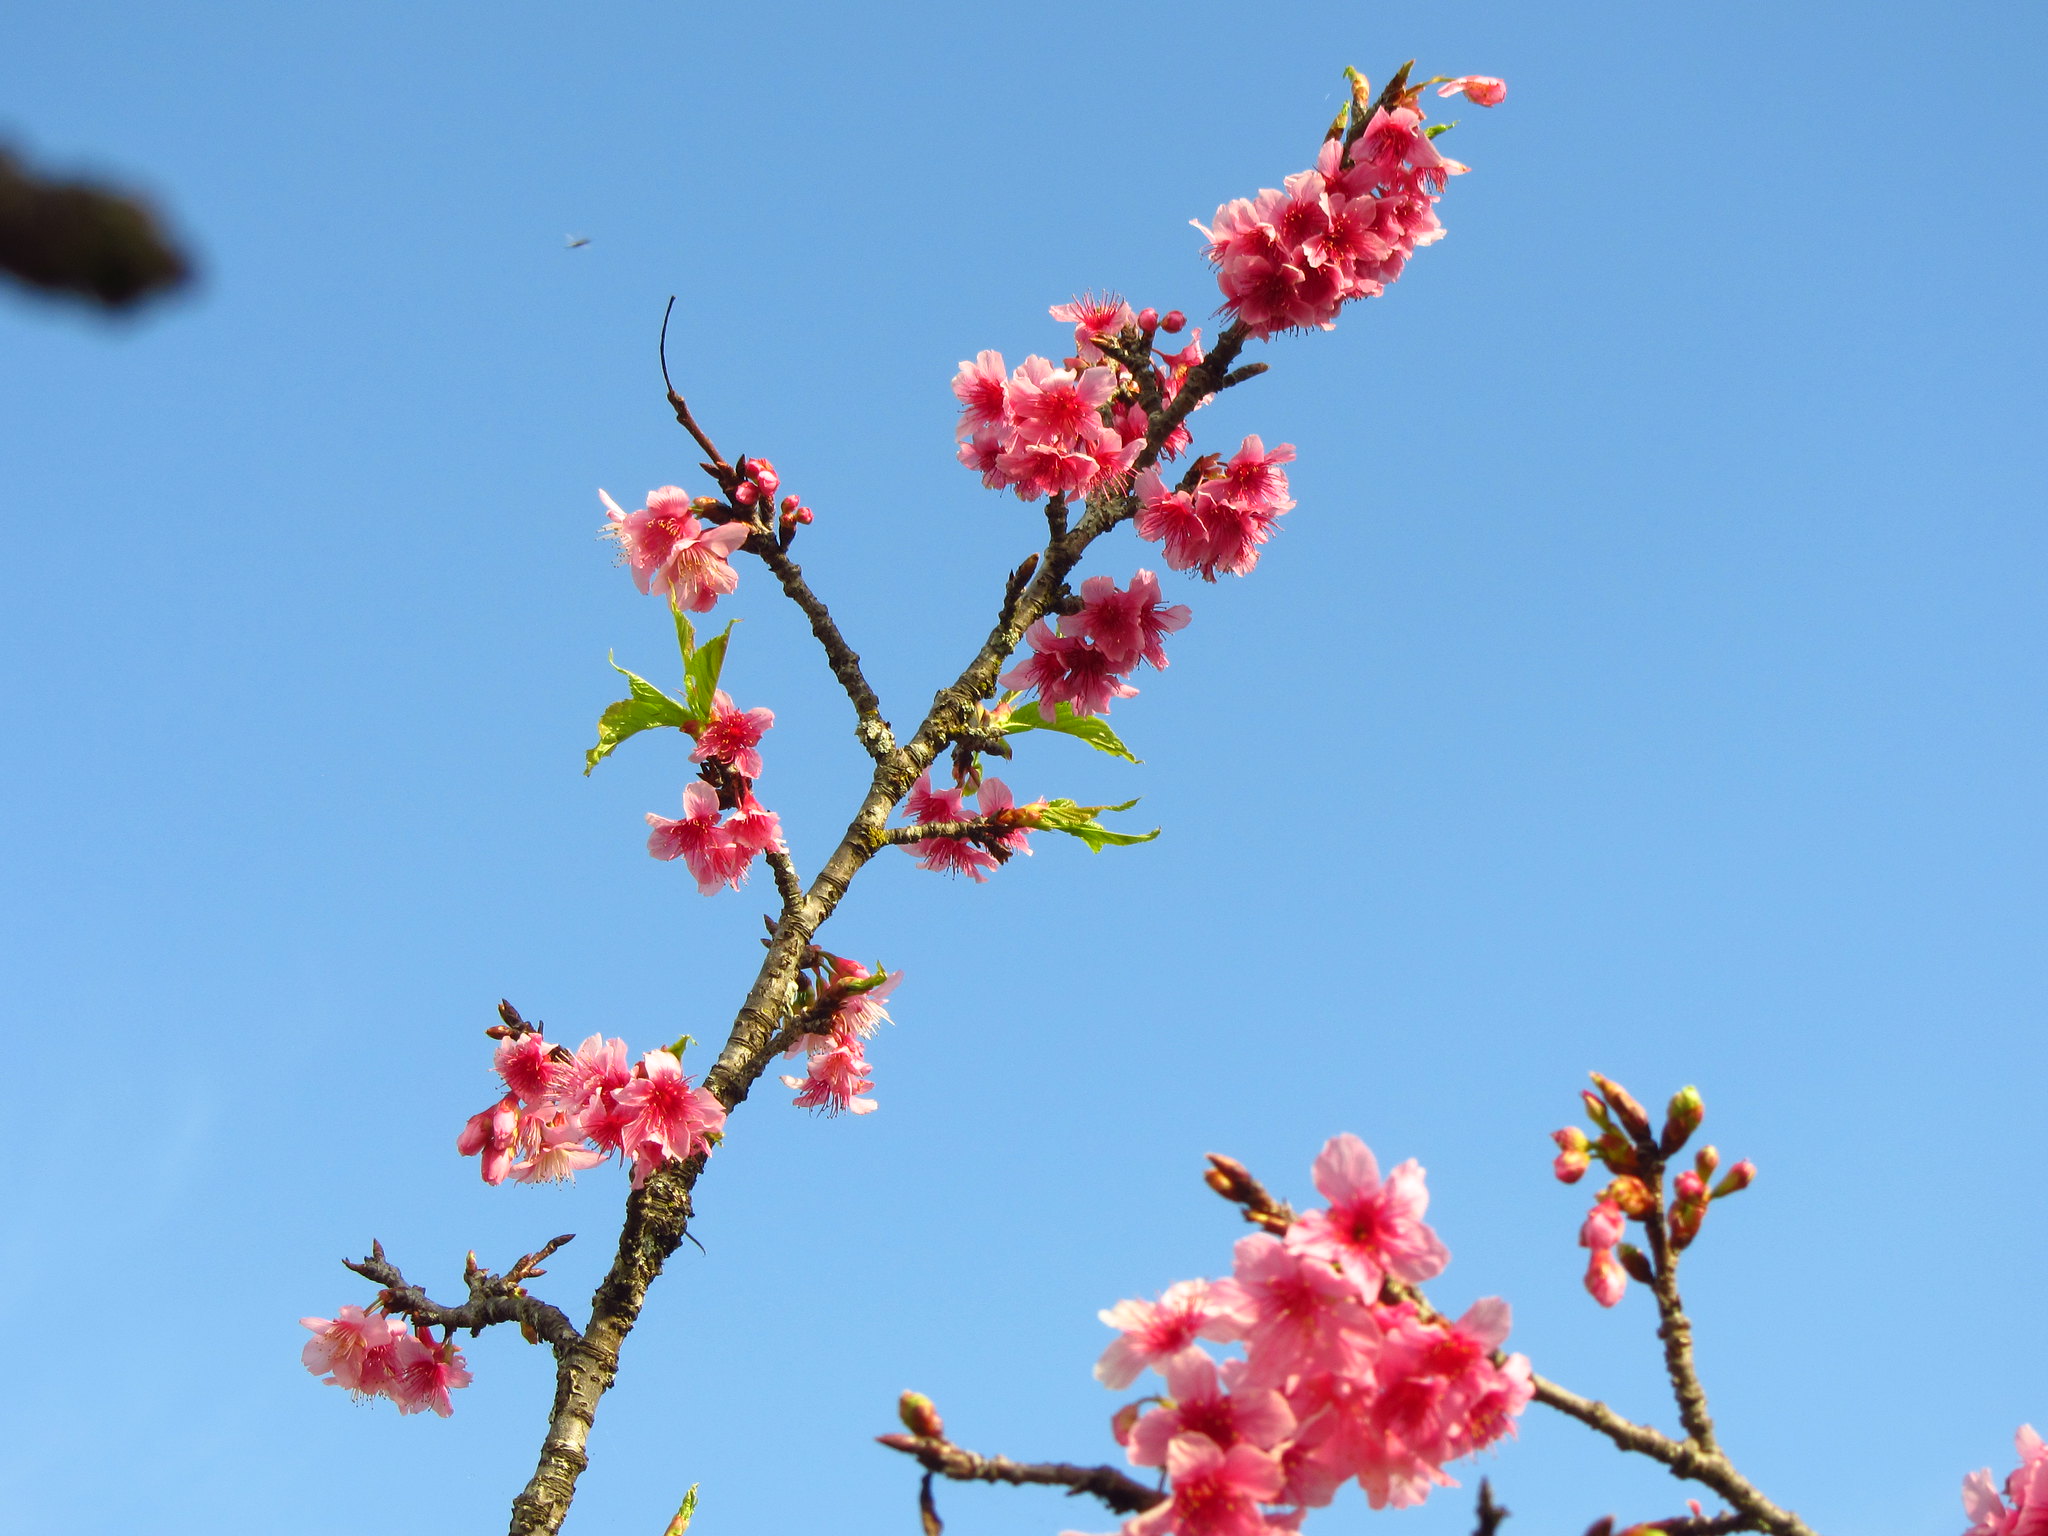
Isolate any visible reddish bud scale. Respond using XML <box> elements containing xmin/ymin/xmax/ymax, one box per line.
<box><xmin>1617</xmin><ymin>1243</ymin><xmax>1655</xmax><ymax>1284</ymax></box>
<box><xmin>897</xmin><ymin>1390</ymin><xmax>945</xmax><ymax>1440</ymax></box>
<box><xmin>1161</xmin><ymin>309</ymin><xmax>1186</xmax><ymax>332</ymax></box>
<box><xmin>1590</xmin><ymin>1073</ymin><xmax>1653</xmax><ymax>1141</ymax></box>
<box><xmin>1604</xmin><ymin>1176</ymin><xmax>1657</xmax><ymax>1218</ymax></box>
<box><xmin>1660</xmin><ymin>1085</ymin><xmax>1705</xmax><ymax>1157</ymax></box>
<box><xmin>1712</xmin><ymin>1159</ymin><xmax>1757</xmax><ymax>1198</ymax></box>
<box><xmin>1694</xmin><ymin>1144</ymin><xmax>1721</xmax><ymax>1181</ymax></box>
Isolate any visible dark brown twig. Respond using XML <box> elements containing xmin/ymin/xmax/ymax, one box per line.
<box><xmin>0</xmin><ymin>145</ymin><xmax>190</xmax><ymax>310</ymax></box>
<box><xmin>344</xmin><ymin>1238</ymin><xmax>582</xmax><ymax>1356</ymax></box>
<box><xmin>1474</xmin><ymin>1478</ymin><xmax>1510</xmax><ymax>1536</ymax></box>
<box><xmin>877</xmin><ymin>1434</ymin><xmax>1164</xmax><ymax>1517</ymax></box>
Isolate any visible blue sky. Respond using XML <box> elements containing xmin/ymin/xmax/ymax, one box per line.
<box><xmin>3</xmin><ymin>3</ymin><xmax>2044</xmax><ymax>1533</ymax></box>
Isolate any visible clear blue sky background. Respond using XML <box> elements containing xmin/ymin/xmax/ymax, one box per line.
<box><xmin>3</xmin><ymin>3</ymin><xmax>2043</xmax><ymax>1533</ymax></box>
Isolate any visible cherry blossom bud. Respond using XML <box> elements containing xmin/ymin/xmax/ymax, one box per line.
<box><xmin>796</xmin><ymin>508</ymin><xmax>813</xmax><ymax>523</ymax></box>
<box><xmin>1593</xmin><ymin>1129</ymin><xmax>1639</xmax><ymax>1175</ymax></box>
<box><xmin>733</xmin><ymin>482</ymin><xmax>758</xmax><ymax>506</ymax></box>
<box><xmin>897</xmin><ymin>1390</ymin><xmax>944</xmax><ymax>1440</ymax></box>
<box><xmin>1618</xmin><ymin>1242</ymin><xmax>1655</xmax><ymax>1284</ymax></box>
<box><xmin>1160</xmin><ymin>310</ymin><xmax>1186</xmax><ymax>333</ymax></box>
<box><xmin>876</xmin><ymin>1433</ymin><xmax>920</xmax><ymax>1452</ymax></box>
<box><xmin>1674</xmin><ymin>1170</ymin><xmax>1705</xmax><ymax>1203</ymax></box>
<box><xmin>689</xmin><ymin>496</ymin><xmax>723</xmax><ymax>516</ymax></box>
<box><xmin>1603</xmin><ymin>1175</ymin><xmax>1656</xmax><ymax>1218</ymax></box>
<box><xmin>1590</xmin><ymin>1073</ymin><xmax>1653</xmax><ymax>1141</ymax></box>
<box><xmin>1137</xmin><ymin>307</ymin><xmax>1160</xmax><ymax>331</ymax></box>
<box><xmin>1551</xmin><ymin>1126</ymin><xmax>1590</xmax><ymax>1183</ymax></box>
<box><xmin>1712</xmin><ymin>1159</ymin><xmax>1757</xmax><ymax>1198</ymax></box>
<box><xmin>1584</xmin><ymin>1247</ymin><xmax>1627</xmax><ymax>1308</ymax></box>
<box><xmin>742</xmin><ymin>457</ymin><xmax>780</xmax><ymax>496</ymax></box>
<box><xmin>1694</xmin><ymin>1144</ymin><xmax>1720</xmax><ymax>1181</ymax></box>
<box><xmin>1660</xmin><ymin>1085</ymin><xmax>1704</xmax><ymax>1156</ymax></box>
<box><xmin>1110</xmin><ymin>1399</ymin><xmax>1145</xmax><ymax>1446</ymax></box>
<box><xmin>1579</xmin><ymin>1199</ymin><xmax>1626</xmax><ymax>1250</ymax></box>
<box><xmin>1580</xmin><ymin>1090</ymin><xmax>1614</xmax><ymax>1132</ymax></box>
<box><xmin>780</xmin><ymin>494</ymin><xmax>800</xmax><ymax>514</ymax></box>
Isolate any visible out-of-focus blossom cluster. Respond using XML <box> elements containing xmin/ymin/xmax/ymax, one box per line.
<box><xmin>779</xmin><ymin>951</ymin><xmax>901</xmax><ymax>1116</ymax></box>
<box><xmin>1554</xmin><ymin>1076</ymin><xmax>1755</xmax><ymax>1309</ymax></box>
<box><xmin>300</xmin><ymin>1307</ymin><xmax>472</xmax><ymax>1416</ymax></box>
<box><xmin>1197</xmin><ymin>71</ymin><xmax>1503</xmax><ymax>340</ymax></box>
<box><xmin>1962</xmin><ymin>1425</ymin><xmax>2048</xmax><ymax>1536</ymax></box>
<box><xmin>1077</xmin><ymin>1134</ymin><xmax>1531</xmax><ymax>1536</ymax></box>
<box><xmin>457</xmin><ymin>1016</ymin><xmax>726</xmax><ymax>1190</ymax></box>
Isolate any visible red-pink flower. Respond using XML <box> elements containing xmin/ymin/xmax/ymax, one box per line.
<box><xmin>599</xmin><ymin>488</ymin><xmax>750</xmax><ymax>612</ymax></box>
<box><xmin>952</xmin><ymin>350</ymin><xmax>1010</xmax><ymax>438</ymax></box>
<box><xmin>1284</xmin><ymin>1134</ymin><xmax>1451</xmax><ymax>1292</ymax></box>
<box><xmin>510</xmin><ymin>1120</ymin><xmax>608</xmax><ymax>1183</ymax></box>
<box><xmin>690</xmin><ymin>690</ymin><xmax>775</xmax><ymax>779</ymax></box>
<box><xmin>457</xmin><ymin>1092</ymin><xmax>523</xmax><ymax>1185</ymax></box>
<box><xmin>646</xmin><ymin>781</ymin><xmax>764</xmax><ymax>894</ymax></box>
<box><xmin>1961</xmin><ymin>1425</ymin><xmax>2048</xmax><ymax>1536</ymax></box>
<box><xmin>1126</xmin><ymin>1432</ymin><xmax>1286</xmax><ymax>1536</ymax></box>
<box><xmin>1212</xmin><ymin>1233</ymin><xmax>1380</xmax><ymax>1389</ymax></box>
<box><xmin>1214</xmin><ymin>436</ymin><xmax>1295</xmax><ymax>513</ymax></box>
<box><xmin>1368</xmin><ymin>1299</ymin><xmax>1530</xmax><ymax>1467</ymax></box>
<box><xmin>385</xmin><ymin>1328</ymin><xmax>473</xmax><ymax>1417</ymax></box>
<box><xmin>1436</xmin><ymin>75</ymin><xmax>1507</xmax><ymax>107</ymax></box>
<box><xmin>902</xmin><ymin>772</ymin><xmax>1033</xmax><ymax>882</ymax></box>
<box><xmin>613</xmin><ymin>1049</ymin><xmax>726</xmax><ymax>1186</ymax></box>
<box><xmin>1006</xmin><ymin>356</ymin><xmax>1118</xmax><ymax>445</ymax></box>
<box><xmin>493</xmin><ymin>1031</ymin><xmax>558</xmax><ymax>1107</ymax></box>
<box><xmin>1050</xmin><ymin>291</ymin><xmax>1138</xmax><ymax>362</ymax></box>
<box><xmin>1071</xmin><ymin>571</ymin><xmax>1191</xmax><ymax>671</ymax></box>
<box><xmin>999</xmin><ymin>619</ymin><xmax>1139</xmax><ymax>718</ymax></box>
<box><xmin>301</xmin><ymin>1306</ymin><xmax>402</xmax><ymax>1395</ymax></box>
<box><xmin>1096</xmin><ymin>1279</ymin><xmax>1245</xmax><ymax>1391</ymax></box>
<box><xmin>1128</xmin><ymin>1351</ymin><xmax>1296</xmax><ymax>1468</ymax></box>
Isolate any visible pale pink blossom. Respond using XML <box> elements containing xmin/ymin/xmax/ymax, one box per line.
<box><xmin>690</xmin><ymin>690</ymin><xmax>775</xmax><ymax>779</ymax></box>
<box><xmin>957</xmin><ymin>422</ymin><xmax>1008</xmax><ymax>486</ymax></box>
<box><xmin>1579</xmin><ymin>1198</ymin><xmax>1626</xmax><ymax>1250</ymax></box>
<box><xmin>301</xmin><ymin>1306</ymin><xmax>402</xmax><ymax>1395</ymax></box>
<box><xmin>1436</xmin><ymin>76</ymin><xmax>1507</xmax><ymax>107</ymax></box>
<box><xmin>1126</xmin><ymin>1432</ymin><xmax>1285</xmax><ymax>1536</ymax></box>
<box><xmin>1212</xmin><ymin>1233</ymin><xmax>1380</xmax><ymax>1389</ymax></box>
<box><xmin>999</xmin><ymin>619</ymin><xmax>1139</xmax><ymax>718</ymax></box>
<box><xmin>780</xmin><ymin>1041</ymin><xmax>878</xmax><ymax>1116</ymax></box>
<box><xmin>493</xmin><ymin>1031</ymin><xmax>559</xmax><ymax>1107</ymax></box>
<box><xmin>723</xmin><ymin>793</ymin><xmax>785</xmax><ymax>856</ymax></box>
<box><xmin>951</xmin><ymin>350</ymin><xmax>1010</xmax><ymax>438</ymax></box>
<box><xmin>510</xmin><ymin>1119</ymin><xmax>608</xmax><ymax>1183</ymax></box>
<box><xmin>385</xmin><ymin>1328</ymin><xmax>473</xmax><ymax>1417</ymax></box>
<box><xmin>614</xmin><ymin>1049</ymin><xmax>726</xmax><ymax>1186</ymax></box>
<box><xmin>1095</xmin><ymin>1279</ymin><xmax>1245</xmax><ymax>1390</ymax></box>
<box><xmin>1005</xmin><ymin>357</ymin><xmax>1117</xmax><ymax>446</ymax></box>
<box><xmin>1284</xmin><ymin>1134</ymin><xmax>1450</xmax><ymax>1292</ymax></box>
<box><xmin>1071</xmin><ymin>571</ymin><xmax>1191</xmax><ymax>671</ymax></box>
<box><xmin>1961</xmin><ymin>1425</ymin><xmax>2048</xmax><ymax>1536</ymax></box>
<box><xmin>457</xmin><ymin>1092</ymin><xmax>523</xmax><ymax>1185</ymax></box>
<box><xmin>599</xmin><ymin>488</ymin><xmax>749</xmax><ymax>612</ymax></box>
<box><xmin>1214</xmin><ymin>437</ymin><xmax>1296</xmax><ymax>514</ymax></box>
<box><xmin>1369</xmin><ymin>1299</ymin><xmax>1530</xmax><ymax>1467</ymax></box>
<box><xmin>646</xmin><ymin>781</ymin><xmax>753</xmax><ymax>894</ymax></box>
<box><xmin>901</xmin><ymin>773</ymin><xmax>1032</xmax><ymax>882</ymax></box>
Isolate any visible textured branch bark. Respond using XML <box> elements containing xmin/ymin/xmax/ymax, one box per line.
<box><xmin>345</xmin><ymin>1238</ymin><xmax>582</xmax><ymax>1357</ymax></box>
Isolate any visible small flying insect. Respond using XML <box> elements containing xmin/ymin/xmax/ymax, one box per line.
<box><xmin>565</xmin><ymin>234</ymin><xmax>591</xmax><ymax>249</ymax></box>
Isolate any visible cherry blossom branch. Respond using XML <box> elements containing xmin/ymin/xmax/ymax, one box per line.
<box><xmin>1639</xmin><ymin>1180</ymin><xmax>1718</xmax><ymax>1451</ymax></box>
<box><xmin>745</xmin><ymin>532</ymin><xmax>894</xmax><ymax>758</ymax></box>
<box><xmin>764</xmin><ymin>846</ymin><xmax>803</xmax><ymax>913</ymax></box>
<box><xmin>876</xmin><ymin>1432</ymin><xmax>1165</xmax><ymax>1516</ymax></box>
<box><xmin>343</xmin><ymin>1237</ymin><xmax>582</xmax><ymax>1356</ymax></box>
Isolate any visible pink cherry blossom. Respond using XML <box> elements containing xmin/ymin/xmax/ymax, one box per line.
<box><xmin>1961</xmin><ymin>1425</ymin><xmax>2048</xmax><ymax>1536</ymax></box>
<box><xmin>999</xmin><ymin>619</ymin><xmax>1139</xmax><ymax>718</ymax></box>
<box><xmin>1284</xmin><ymin>1134</ymin><xmax>1450</xmax><ymax>1292</ymax></box>
<box><xmin>780</xmin><ymin>1040</ymin><xmax>877</xmax><ymax>1116</ymax></box>
<box><xmin>493</xmin><ymin>1031</ymin><xmax>558</xmax><ymax>1107</ymax></box>
<box><xmin>385</xmin><ymin>1328</ymin><xmax>473</xmax><ymax>1417</ymax></box>
<box><xmin>1368</xmin><ymin>1299</ymin><xmax>1530</xmax><ymax>1468</ymax></box>
<box><xmin>1050</xmin><ymin>291</ymin><xmax>1137</xmax><ymax>362</ymax></box>
<box><xmin>646</xmin><ymin>781</ymin><xmax>753</xmax><ymax>894</ymax></box>
<box><xmin>1436</xmin><ymin>76</ymin><xmax>1507</xmax><ymax>107</ymax></box>
<box><xmin>599</xmin><ymin>488</ymin><xmax>750</xmax><ymax>612</ymax></box>
<box><xmin>510</xmin><ymin>1120</ymin><xmax>608</xmax><ymax>1183</ymax></box>
<box><xmin>723</xmin><ymin>793</ymin><xmax>785</xmax><ymax>857</ymax></box>
<box><xmin>1125</xmin><ymin>1432</ymin><xmax>1286</xmax><ymax>1536</ymax></box>
<box><xmin>1095</xmin><ymin>1279</ymin><xmax>1245</xmax><ymax>1390</ymax></box>
<box><xmin>457</xmin><ymin>1092</ymin><xmax>523</xmax><ymax>1185</ymax></box>
<box><xmin>1005</xmin><ymin>356</ymin><xmax>1117</xmax><ymax>445</ymax></box>
<box><xmin>951</xmin><ymin>350</ymin><xmax>1010</xmax><ymax>438</ymax></box>
<box><xmin>690</xmin><ymin>690</ymin><xmax>775</xmax><ymax>779</ymax></box>
<box><xmin>1071</xmin><ymin>571</ymin><xmax>1191</xmax><ymax>671</ymax></box>
<box><xmin>902</xmin><ymin>773</ymin><xmax>1032</xmax><ymax>882</ymax></box>
<box><xmin>1580</xmin><ymin>1198</ymin><xmax>1626</xmax><ymax>1250</ymax></box>
<box><xmin>1128</xmin><ymin>1351</ymin><xmax>1296</xmax><ymax>1468</ymax></box>
<box><xmin>301</xmin><ymin>1305</ymin><xmax>402</xmax><ymax>1395</ymax></box>
<box><xmin>1212</xmin><ymin>1233</ymin><xmax>1380</xmax><ymax>1390</ymax></box>
<box><xmin>1214</xmin><ymin>437</ymin><xmax>1295</xmax><ymax>514</ymax></box>
<box><xmin>613</xmin><ymin>1049</ymin><xmax>726</xmax><ymax>1186</ymax></box>
<box><xmin>1136</xmin><ymin>469</ymin><xmax>1216</xmax><ymax>574</ymax></box>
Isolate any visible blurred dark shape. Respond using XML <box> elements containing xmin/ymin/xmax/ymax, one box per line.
<box><xmin>0</xmin><ymin>144</ymin><xmax>191</xmax><ymax>310</ymax></box>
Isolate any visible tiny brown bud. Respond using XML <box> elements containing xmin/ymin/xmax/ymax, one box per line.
<box><xmin>1590</xmin><ymin>1073</ymin><xmax>1653</xmax><ymax>1142</ymax></box>
<box><xmin>1693</xmin><ymin>1144</ymin><xmax>1721</xmax><ymax>1181</ymax></box>
<box><xmin>1659</xmin><ymin>1085</ymin><xmax>1705</xmax><ymax>1157</ymax></box>
<box><xmin>1604</xmin><ymin>1175</ymin><xmax>1657</xmax><ymax>1218</ymax></box>
<box><xmin>1617</xmin><ymin>1242</ymin><xmax>1655</xmax><ymax>1284</ymax></box>
<box><xmin>876</xmin><ymin>1432</ymin><xmax>920</xmax><ymax>1452</ymax></box>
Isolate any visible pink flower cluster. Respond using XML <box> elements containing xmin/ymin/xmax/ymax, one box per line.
<box><xmin>779</xmin><ymin>955</ymin><xmax>901</xmax><ymax>1117</ymax></box>
<box><xmin>1195</xmin><ymin>80</ymin><xmax>1500</xmax><ymax>340</ymax></box>
<box><xmin>900</xmin><ymin>771</ymin><xmax>1039</xmax><ymax>882</ymax></box>
<box><xmin>1134</xmin><ymin>437</ymin><xmax>1296</xmax><ymax>582</ymax></box>
<box><xmin>1081</xmin><ymin>1136</ymin><xmax>1530</xmax><ymax>1536</ymax></box>
<box><xmin>1000</xmin><ymin>570</ymin><xmax>1191</xmax><ymax>717</ymax></box>
<box><xmin>457</xmin><ymin>1024</ymin><xmax>726</xmax><ymax>1190</ymax></box>
<box><xmin>300</xmin><ymin>1307</ymin><xmax>472</xmax><ymax>1416</ymax></box>
<box><xmin>600</xmin><ymin>487</ymin><xmax>749</xmax><ymax>612</ymax></box>
<box><xmin>1579</xmin><ymin>1198</ymin><xmax>1628</xmax><ymax>1309</ymax></box>
<box><xmin>1962</xmin><ymin>1426</ymin><xmax>2048</xmax><ymax>1536</ymax></box>
<box><xmin>953</xmin><ymin>349</ymin><xmax>1143</xmax><ymax>503</ymax></box>
<box><xmin>646</xmin><ymin>780</ymin><xmax>785</xmax><ymax>894</ymax></box>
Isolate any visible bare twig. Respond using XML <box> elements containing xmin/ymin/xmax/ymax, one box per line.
<box><xmin>344</xmin><ymin>1238</ymin><xmax>582</xmax><ymax>1356</ymax></box>
<box><xmin>0</xmin><ymin>145</ymin><xmax>190</xmax><ymax>310</ymax></box>
<box><xmin>1474</xmin><ymin>1478</ymin><xmax>1510</xmax><ymax>1536</ymax></box>
<box><xmin>877</xmin><ymin>1433</ymin><xmax>1164</xmax><ymax>1517</ymax></box>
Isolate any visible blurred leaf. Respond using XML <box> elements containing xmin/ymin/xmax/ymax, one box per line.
<box><xmin>662</xmin><ymin>1484</ymin><xmax>699</xmax><ymax>1536</ymax></box>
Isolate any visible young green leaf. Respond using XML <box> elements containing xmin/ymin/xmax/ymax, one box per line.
<box><xmin>1001</xmin><ymin>700</ymin><xmax>1142</xmax><ymax>764</ymax></box>
<box><xmin>584</xmin><ymin>654</ymin><xmax>693</xmax><ymax>776</ymax></box>
<box><xmin>1032</xmin><ymin>796</ymin><xmax>1161</xmax><ymax>853</ymax></box>
<box><xmin>663</xmin><ymin>1484</ymin><xmax>699</xmax><ymax>1536</ymax></box>
<box><xmin>682</xmin><ymin>617</ymin><xmax>736</xmax><ymax>721</ymax></box>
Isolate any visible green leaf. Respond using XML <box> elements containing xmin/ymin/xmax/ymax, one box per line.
<box><xmin>663</xmin><ymin>1484</ymin><xmax>699</xmax><ymax>1536</ymax></box>
<box><xmin>1000</xmin><ymin>700</ymin><xmax>1141</xmax><ymax>764</ymax></box>
<box><xmin>1424</xmin><ymin>120</ymin><xmax>1458</xmax><ymax>139</ymax></box>
<box><xmin>679</xmin><ymin>613</ymin><xmax>737</xmax><ymax>721</ymax></box>
<box><xmin>837</xmin><ymin>964</ymin><xmax>891</xmax><ymax>996</ymax></box>
<box><xmin>1033</xmin><ymin>796</ymin><xmax>1161</xmax><ymax>853</ymax></box>
<box><xmin>584</xmin><ymin>653</ymin><xmax>693</xmax><ymax>775</ymax></box>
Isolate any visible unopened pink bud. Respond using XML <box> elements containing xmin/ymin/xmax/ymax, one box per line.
<box><xmin>742</xmin><ymin>457</ymin><xmax>780</xmax><ymax>496</ymax></box>
<box><xmin>1552</xmin><ymin>1126</ymin><xmax>1590</xmax><ymax>1183</ymax></box>
<box><xmin>1604</xmin><ymin>1175</ymin><xmax>1656</xmax><ymax>1218</ymax></box>
<box><xmin>733</xmin><ymin>483</ymin><xmax>758</xmax><ymax>506</ymax></box>
<box><xmin>795</xmin><ymin>508</ymin><xmax>813</xmax><ymax>523</ymax></box>
<box><xmin>1161</xmin><ymin>310</ymin><xmax>1186</xmax><ymax>333</ymax></box>
<box><xmin>1674</xmin><ymin>1170</ymin><xmax>1705</xmax><ymax>1202</ymax></box>
<box><xmin>780</xmin><ymin>494</ymin><xmax>800</xmax><ymax>514</ymax></box>
<box><xmin>1584</xmin><ymin>1247</ymin><xmax>1627</xmax><ymax>1308</ymax></box>
<box><xmin>1694</xmin><ymin>1144</ymin><xmax>1720</xmax><ymax>1181</ymax></box>
<box><xmin>1711</xmin><ymin>1159</ymin><xmax>1756</xmax><ymax>1198</ymax></box>
<box><xmin>1137</xmin><ymin>307</ymin><xmax>1160</xmax><ymax>331</ymax></box>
